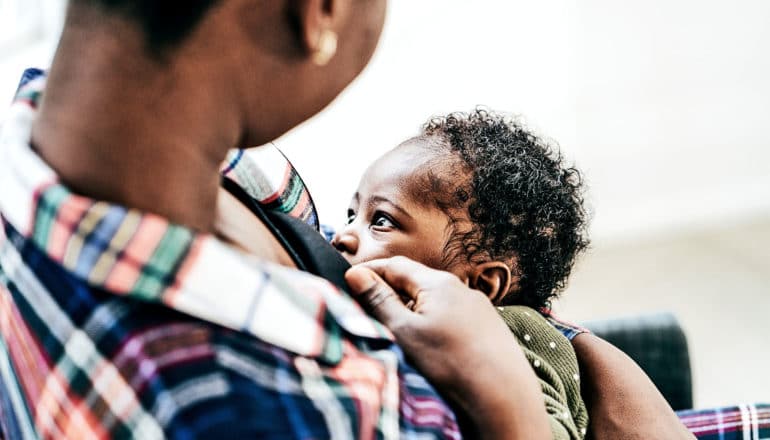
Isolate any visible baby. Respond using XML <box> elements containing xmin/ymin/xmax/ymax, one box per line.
<box><xmin>332</xmin><ymin>109</ymin><xmax>590</xmax><ymax>440</ymax></box>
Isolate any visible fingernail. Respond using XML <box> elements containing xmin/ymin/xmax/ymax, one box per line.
<box><xmin>345</xmin><ymin>267</ymin><xmax>377</xmax><ymax>295</ymax></box>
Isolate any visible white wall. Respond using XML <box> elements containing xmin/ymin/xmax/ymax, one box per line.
<box><xmin>575</xmin><ymin>0</ymin><xmax>770</xmax><ymax>243</ymax></box>
<box><xmin>0</xmin><ymin>0</ymin><xmax>64</xmax><ymax>117</ymax></box>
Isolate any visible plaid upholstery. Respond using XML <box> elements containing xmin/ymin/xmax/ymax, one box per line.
<box><xmin>0</xmin><ymin>69</ymin><xmax>460</xmax><ymax>439</ymax></box>
<box><xmin>679</xmin><ymin>404</ymin><xmax>770</xmax><ymax>440</ymax></box>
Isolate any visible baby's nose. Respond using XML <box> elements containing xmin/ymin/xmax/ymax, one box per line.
<box><xmin>332</xmin><ymin>228</ymin><xmax>359</xmax><ymax>258</ymax></box>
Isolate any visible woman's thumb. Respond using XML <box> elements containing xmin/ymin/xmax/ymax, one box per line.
<box><xmin>345</xmin><ymin>266</ymin><xmax>409</xmax><ymax>327</ymax></box>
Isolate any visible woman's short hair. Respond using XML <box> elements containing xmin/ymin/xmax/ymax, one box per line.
<box><xmin>73</xmin><ymin>0</ymin><xmax>221</xmax><ymax>50</ymax></box>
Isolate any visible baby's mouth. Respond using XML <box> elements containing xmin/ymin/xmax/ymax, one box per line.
<box><xmin>335</xmin><ymin>248</ymin><xmax>356</xmax><ymax>264</ymax></box>
<box><xmin>342</xmin><ymin>253</ymin><xmax>360</xmax><ymax>265</ymax></box>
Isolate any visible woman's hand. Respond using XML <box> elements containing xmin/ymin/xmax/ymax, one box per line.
<box><xmin>345</xmin><ymin>256</ymin><xmax>551</xmax><ymax>439</ymax></box>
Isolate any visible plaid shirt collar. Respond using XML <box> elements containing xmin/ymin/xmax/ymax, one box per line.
<box><xmin>0</xmin><ymin>69</ymin><xmax>392</xmax><ymax>364</ymax></box>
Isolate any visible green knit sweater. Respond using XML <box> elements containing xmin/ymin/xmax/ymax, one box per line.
<box><xmin>497</xmin><ymin>306</ymin><xmax>589</xmax><ymax>440</ymax></box>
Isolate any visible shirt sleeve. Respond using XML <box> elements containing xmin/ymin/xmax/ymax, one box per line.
<box><xmin>498</xmin><ymin>306</ymin><xmax>589</xmax><ymax>440</ymax></box>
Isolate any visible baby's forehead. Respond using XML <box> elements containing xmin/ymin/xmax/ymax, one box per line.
<box><xmin>365</xmin><ymin>143</ymin><xmax>434</xmax><ymax>181</ymax></box>
<box><xmin>366</xmin><ymin>144</ymin><xmax>440</xmax><ymax>185</ymax></box>
<box><xmin>363</xmin><ymin>143</ymin><xmax>468</xmax><ymax>207</ymax></box>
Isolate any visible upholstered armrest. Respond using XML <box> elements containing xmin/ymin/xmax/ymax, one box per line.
<box><xmin>582</xmin><ymin>312</ymin><xmax>693</xmax><ymax>411</ymax></box>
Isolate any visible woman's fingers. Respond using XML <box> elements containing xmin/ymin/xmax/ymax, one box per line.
<box><xmin>348</xmin><ymin>256</ymin><xmax>552</xmax><ymax>438</ymax></box>
<box><xmin>355</xmin><ymin>256</ymin><xmax>435</xmax><ymax>301</ymax></box>
<box><xmin>345</xmin><ymin>266</ymin><xmax>411</xmax><ymax>327</ymax></box>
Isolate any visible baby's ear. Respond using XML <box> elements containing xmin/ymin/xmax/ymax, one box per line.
<box><xmin>469</xmin><ymin>261</ymin><xmax>514</xmax><ymax>304</ymax></box>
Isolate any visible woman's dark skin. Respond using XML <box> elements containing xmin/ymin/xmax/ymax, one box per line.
<box><xmin>347</xmin><ymin>258</ymin><xmax>551</xmax><ymax>440</ymax></box>
<box><xmin>572</xmin><ymin>333</ymin><xmax>695</xmax><ymax>439</ymax></box>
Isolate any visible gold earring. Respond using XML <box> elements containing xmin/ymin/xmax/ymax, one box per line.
<box><xmin>312</xmin><ymin>29</ymin><xmax>338</xmax><ymax>66</ymax></box>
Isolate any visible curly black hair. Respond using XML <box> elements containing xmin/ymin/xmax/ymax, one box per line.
<box><xmin>418</xmin><ymin>108</ymin><xmax>589</xmax><ymax>309</ymax></box>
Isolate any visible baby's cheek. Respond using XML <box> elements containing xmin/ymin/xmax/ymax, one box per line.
<box><xmin>391</xmin><ymin>243</ymin><xmax>447</xmax><ymax>271</ymax></box>
<box><xmin>432</xmin><ymin>246</ymin><xmax>475</xmax><ymax>281</ymax></box>
<box><xmin>353</xmin><ymin>239</ymin><xmax>397</xmax><ymax>264</ymax></box>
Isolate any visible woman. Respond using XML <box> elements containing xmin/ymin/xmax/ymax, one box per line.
<box><xmin>0</xmin><ymin>0</ymin><xmax>690</xmax><ymax>438</ymax></box>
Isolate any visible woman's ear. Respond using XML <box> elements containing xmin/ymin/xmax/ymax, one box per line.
<box><xmin>469</xmin><ymin>261</ymin><xmax>513</xmax><ymax>304</ymax></box>
<box><xmin>292</xmin><ymin>0</ymin><xmax>343</xmax><ymax>63</ymax></box>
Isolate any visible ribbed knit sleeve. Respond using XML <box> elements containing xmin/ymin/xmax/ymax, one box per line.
<box><xmin>498</xmin><ymin>306</ymin><xmax>589</xmax><ymax>440</ymax></box>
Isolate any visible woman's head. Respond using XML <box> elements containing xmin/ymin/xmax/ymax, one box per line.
<box><xmin>66</xmin><ymin>0</ymin><xmax>387</xmax><ymax>147</ymax></box>
<box><xmin>334</xmin><ymin>109</ymin><xmax>589</xmax><ymax>309</ymax></box>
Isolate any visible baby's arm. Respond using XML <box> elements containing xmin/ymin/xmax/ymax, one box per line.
<box><xmin>499</xmin><ymin>306</ymin><xmax>589</xmax><ymax>440</ymax></box>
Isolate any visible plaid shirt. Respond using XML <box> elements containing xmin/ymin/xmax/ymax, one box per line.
<box><xmin>0</xmin><ymin>69</ymin><xmax>460</xmax><ymax>439</ymax></box>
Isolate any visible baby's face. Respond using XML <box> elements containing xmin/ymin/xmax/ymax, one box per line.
<box><xmin>333</xmin><ymin>142</ymin><xmax>466</xmax><ymax>277</ymax></box>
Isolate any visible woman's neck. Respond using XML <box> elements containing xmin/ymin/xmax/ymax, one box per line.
<box><xmin>31</xmin><ymin>16</ymin><xmax>243</xmax><ymax>232</ymax></box>
<box><xmin>214</xmin><ymin>188</ymin><xmax>298</xmax><ymax>268</ymax></box>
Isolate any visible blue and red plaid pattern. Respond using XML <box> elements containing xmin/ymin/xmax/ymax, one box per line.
<box><xmin>678</xmin><ymin>404</ymin><xmax>770</xmax><ymax>440</ymax></box>
<box><xmin>0</xmin><ymin>69</ymin><xmax>460</xmax><ymax>439</ymax></box>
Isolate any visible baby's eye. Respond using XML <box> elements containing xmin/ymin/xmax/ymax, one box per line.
<box><xmin>346</xmin><ymin>209</ymin><xmax>356</xmax><ymax>225</ymax></box>
<box><xmin>371</xmin><ymin>212</ymin><xmax>397</xmax><ymax>229</ymax></box>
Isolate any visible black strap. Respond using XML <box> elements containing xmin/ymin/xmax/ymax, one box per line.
<box><xmin>221</xmin><ymin>177</ymin><xmax>351</xmax><ymax>292</ymax></box>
